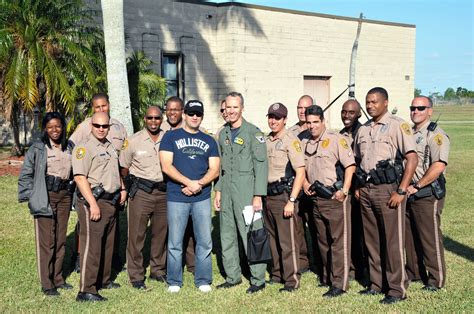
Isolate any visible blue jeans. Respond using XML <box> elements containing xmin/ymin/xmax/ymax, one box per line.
<box><xmin>167</xmin><ymin>198</ymin><xmax>212</xmax><ymax>287</ymax></box>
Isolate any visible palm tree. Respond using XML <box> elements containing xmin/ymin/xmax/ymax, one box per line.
<box><xmin>101</xmin><ymin>0</ymin><xmax>133</xmax><ymax>134</ymax></box>
<box><xmin>0</xmin><ymin>0</ymin><xmax>105</xmax><ymax>154</ymax></box>
<box><xmin>127</xmin><ymin>51</ymin><xmax>167</xmax><ymax>131</ymax></box>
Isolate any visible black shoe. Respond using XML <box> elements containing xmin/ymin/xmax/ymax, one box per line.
<box><xmin>73</xmin><ymin>255</ymin><xmax>81</xmax><ymax>273</ymax></box>
<box><xmin>322</xmin><ymin>287</ymin><xmax>345</xmax><ymax>298</ymax></box>
<box><xmin>246</xmin><ymin>284</ymin><xmax>265</xmax><ymax>294</ymax></box>
<box><xmin>131</xmin><ymin>281</ymin><xmax>147</xmax><ymax>290</ymax></box>
<box><xmin>102</xmin><ymin>281</ymin><xmax>121</xmax><ymax>289</ymax></box>
<box><xmin>380</xmin><ymin>295</ymin><xmax>406</xmax><ymax>304</ymax></box>
<box><xmin>266</xmin><ymin>278</ymin><xmax>282</xmax><ymax>285</ymax></box>
<box><xmin>359</xmin><ymin>288</ymin><xmax>383</xmax><ymax>295</ymax></box>
<box><xmin>422</xmin><ymin>285</ymin><xmax>440</xmax><ymax>292</ymax></box>
<box><xmin>56</xmin><ymin>282</ymin><xmax>73</xmax><ymax>290</ymax></box>
<box><xmin>279</xmin><ymin>286</ymin><xmax>296</xmax><ymax>293</ymax></box>
<box><xmin>216</xmin><ymin>281</ymin><xmax>242</xmax><ymax>289</ymax></box>
<box><xmin>76</xmin><ymin>292</ymin><xmax>107</xmax><ymax>302</ymax></box>
<box><xmin>42</xmin><ymin>288</ymin><xmax>60</xmax><ymax>296</ymax></box>
<box><xmin>149</xmin><ymin>274</ymin><xmax>166</xmax><ymax>283</ymax></box>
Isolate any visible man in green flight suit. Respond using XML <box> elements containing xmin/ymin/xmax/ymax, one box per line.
<box><xmin>214</xmin><ymin>91</ymin><xmax>269</xmax><ymax>294</ymax></box>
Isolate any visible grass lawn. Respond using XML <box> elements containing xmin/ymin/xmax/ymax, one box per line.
<box><xmin>0</xmin><ymin>105</ymin><xmax>473</xmax><ymax>312</ymax></box>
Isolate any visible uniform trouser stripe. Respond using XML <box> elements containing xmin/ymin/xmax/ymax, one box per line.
<box><xmin>34</xmin><ymin>218</ymin><xmax>42</xmax><ymax>286</ymax></box>
<box><xmin>80</xmin><ymin>204</ymin><xmax>91</xmax><ymax>292</ymax></box>
<box><xmin>342</xmin><ymin>196</ymin><xmax>349</xmax><ymax>291</ymax></box>
<box><xmin>289</xmin><ymin>216</ymin><xmax>300</xmax><ymax>288</ymax></box>
<box><xmin>397</xmin><ymin>203</ymin><xmax>407</xmax><ymax>297</ymax></box>
<box><xmin>433</xmin><ymin>200</ymin><xmax>444</xmax><ymax>287</ymax></box>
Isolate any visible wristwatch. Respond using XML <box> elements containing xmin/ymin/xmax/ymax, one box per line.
<box><xmin>396</xmin><ymin>188</ymin><xmax>407</xmax><ymax>196</ymax></box>
<box><xmin>413</xmin><ymin>182</ymin><xmax>422</xmax><ymax>190</ymax></box>
<box><xmin>289</xmin><ymin>196</ymin><xmax>297</xmax><ymax>203</ymax></box>
<box><xmin>341</xmin><ymin>189</ymin><xmax>349</xmax><ymax>196</ymax></box>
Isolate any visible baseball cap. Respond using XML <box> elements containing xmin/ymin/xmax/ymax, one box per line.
<box><xmin>184</xmin><ymin>100</ymin><xmax>204</xmax><ymax>114</ymax></box>
<box><xmin>267</xmin><ymin>102</ymin><xmax>288</xmax><ymax>118</ymax></box>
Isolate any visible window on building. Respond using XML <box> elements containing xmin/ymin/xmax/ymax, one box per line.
<box><xmin>161</xmin><ymin>53</ymin><xmax>182</xmax><ymax>98</ymax></box>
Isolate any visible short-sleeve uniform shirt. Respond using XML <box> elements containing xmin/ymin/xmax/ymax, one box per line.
<box><xmin>412</xmin><ymin>122</ymin><xmax>450</xmax><ymax>182</ymax></box>
<box><xmin>302</xmin><ymin>130</ymin><xmax>355</xmax><ymax>186</ymax></box>
<box><xmin>72</xmin><ymin>137</ymin><xmax>121</xmax><ymax>193</ymax></box>
<box><xmin>160</xmin><ymin>128</ymin><xmax>219</xmax><ymax>202</ymax></box>
<box><xmin>354</xmin><ymin>112</ymin><xmax>416</xmax><ymax>173</ymax></box>
<box><xmin>46</xmin><ymin>141</ymin><xmax>72</xmax><ymax>180</ymax></box>
<box><xmin>266</xmin><ymin>129</ymin><xmax>305</xmax><ymax>183</ymax></box>
<box><xmin>119</xmin><ymin>129</ymin><xmax>164</xmax><ymax>182</ymax></box>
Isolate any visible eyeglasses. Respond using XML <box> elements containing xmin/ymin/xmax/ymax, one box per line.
<box><xmin>409</xmin><ymin>106</ymin><xmax>429</xmax><ymax>112</ymax></box>
<box><xmin>220</xmin><ymin>109</ymin><xmax>225</xmax><ymax>113</ymax></box>
<box><xmin>146</xmin><ymin>116</ymin><xmax>162</xmax><ymax>120</ymax></box>
<box><xmin>186</xmin><ymin>112</ymin><xmax>203</xmax><ymax>117</ymax></box>
<box><xmin>92</xmin><ymin>123</ymin><xmax>110</xmax><ymax>129</ymax></box>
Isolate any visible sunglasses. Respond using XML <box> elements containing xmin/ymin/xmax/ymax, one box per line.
<box><xmin>186</xmin><ymin>112</ymin><xmax>203</xmax><ymax>117</ymax></box>
<box><xmin>220</xmin><ymin>109</ymin><xmax>225</xmax><ymax>113</ymax></box>
<box><xmin>146</xmin><ymin>116</ymin><xmax>162</xmax><ymax>120</ymax></box>
<box><xmin>409</xmin><ymin>106</ymin><xmax>429</xmax><ymax>112</ymax></box>
<box><xmin>92</xmin><ymin>123</ymin><xmax>110</xmax><ymax>129</ymax></box>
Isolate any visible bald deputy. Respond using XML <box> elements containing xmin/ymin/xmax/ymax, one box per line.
<box><xmin>301</xmin><ymin>105</ymin><xmax>355</xmax><ymax>298</ymax></box>
<box><xmin>72</xmin><ymin>112</ymin><xmax>127</xmax><ymax>302</ymax></box>
<box><xmin>119</xmin><ymin>106</ymin><xmax>167</xmax><ymax>290</ymax></box>
<box><xmin>354</xmin><ymin>87</ymin><xmax>417</xmax><ymax>304</ymax></box>
<box><xmin>264</xmin><ymin>103</ymin><xmax>305</xmax><ymax>292</ymax></box>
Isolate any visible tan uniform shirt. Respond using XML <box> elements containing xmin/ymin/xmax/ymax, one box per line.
<box><xmin>288</xmin><ymin>123</ymin><xmax>306</xmax><ymax>137</ymax></box>
<box><xmin>266</xmin><ymin>129</ymin><xmax>305</xmax><ymax>183</ymax></box>
<box><xmin>46</xmin><ymin>141</ymin><xmax>72</xmax><ymax>179</ymax></box>
<box><xmin>302</xmin><ymin>130</ymin><xmax>355</xmax><ymax>186</ymax></box>
<box><xmin>69</xmin><ymin>117</ymin><xmax>127</xmax><ymax>153</ymax></box>
<box><xmin>412</xmin><ymin>121</ymin><xmax>450</xmax><ymax>182</ymax></box>
<box><xmin>119</xmin><ymin>129</ymin><xmax>164</xmax><ymax>182</ymax></box>
<box><xmin>72</xmin><ymin>137</ymin><xmax>121</xmax><ymax>193</ymax></box>
<box><xmin>339</xmin><ymin>121</ymin><xmax>362</xmax><ymax>148</ymax></box>
<box><xmin>161</xmin><ymin>119</ymin><xmax>184</xmax><ymax>132</ymax></box>
<box><xmin>354</xmin><ymin>112</ymin><xmax>416</xmax><ymax>173</ymax></box>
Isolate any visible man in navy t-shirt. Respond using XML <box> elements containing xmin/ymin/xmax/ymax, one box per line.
<box><xmin>159</xmin><ymin>100</ymin><xmax>220</xmax><ymax>293</ymax></box>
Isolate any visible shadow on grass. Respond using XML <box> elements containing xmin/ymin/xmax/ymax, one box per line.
<box><xmin>444</xmin><ymin>236</ymin><xmax>474</xmax><ymax>262</ymax></box>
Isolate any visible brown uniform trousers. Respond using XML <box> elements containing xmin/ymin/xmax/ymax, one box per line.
<box><xmin>350</xmin><ymin>195</ymin><xmax>368</xmax><ymax>281</ymax></box>
<box><xmin>359</xmin><ymin>183</ymin><xmax>408</xmax><ymax>298</ymax></box>
<box><xmin>312</xmin><ymin>196</ymin><xmax>351</xmax><ymax>291</ymax></box>
<box><xmin>34</xmin><ymin>190</ymin><xmax>71</xmax><ymax>290</ymax></box>
<box><xmin>127</xmin><ymin>189</ymin><xmax>167</xmax><ymax>282</ymax></box>
<box><xmin>264</xmin><ymin>193</ymin><xmax>301</xmax><ymax>288</ymax></box>
<box><xmin>77</xmin><ymin>198</ymin><xmax>117</xmax><ymax>294</ymax></box>
<box><xmin>405</xmin><ymin>196</ymin><xmax>446</xmax><ymax>288</ymax></box>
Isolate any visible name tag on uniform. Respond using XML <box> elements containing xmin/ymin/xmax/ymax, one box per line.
<box><xmin>234</xmin><ymin>137</ymin><xmax>244</xmax><ymax>145</ymax></box>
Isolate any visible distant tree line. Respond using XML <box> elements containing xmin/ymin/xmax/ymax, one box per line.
<box><xmin>415</xmin><ymin>87</ymin><xmax>474</xmax><ymax>103</ymax></box>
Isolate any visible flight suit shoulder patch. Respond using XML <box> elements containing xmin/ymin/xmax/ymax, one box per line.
<box><xmin>433</xmin><ymin>133</ymin><xmax>443</xmax><ymax>146</ymax></box>
<box><xmin>321</xmin><ymin>138</ymin><xmax>330</xmax><ymax>148</ymax></box>
<box><xmin>339</xmin><ymin>138</ymin><xmax>349</xmax><ymax>149</ymax></box>
<box><xmin>292</xmin><ymin>140</ymin><xmax>302</xmax><ymax>152</ymax></box>
<box><xmin>121</xmin><ymin>139</ymin><xmax>129</xmax><ymax>150</ymax></box>
<box><xmin>400</xmin><ymin>122</ymin><xmax>412</xmax><ymax>135</ymax></box>
<box><xmin>76</xmin><ymin>147</ymin><xmax>86</xmax><ymax>159</ymax></box>
<box><xmin>255</xmin><ymin>132</ymin><xmax>265</xmax><ymax>144</ymax></box>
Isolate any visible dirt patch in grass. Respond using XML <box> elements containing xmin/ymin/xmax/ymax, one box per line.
<box><xmin>0</xmin><ymin>156</ymin><xmax>23</xmax><ymax>177</ymax></box>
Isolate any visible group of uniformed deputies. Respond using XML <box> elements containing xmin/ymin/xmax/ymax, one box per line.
<box><xmin>18</xmin><ymin>88</ymin><xmax>449</xmax><ymax>304</ymax></box>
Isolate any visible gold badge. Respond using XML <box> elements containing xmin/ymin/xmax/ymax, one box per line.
<box><xmin>292</xmin><ymin>140</ymin><xmax>302</xmax><ymax>152</ymax></box>
<box><xmin>433</xmin><ymin>134</ymin><xmax>443</xmax><ymax>146</ymax></box>
<box><xmin>321</xmin><ymin>138</ymin><xmax>330</xmax><ymax>148</ymax></box>
<box><xmin>339</xmin><ymin>138</ymin><xmax>349</xmax><ymax>149</ymax></box>
<box><xmin>234</xmin><ymin>137</ymin><xmax>244</xmax><ymax>145</ymax></box>
<box><xmin>400</xmin><ymin>122</ymin><xmax>412</xmax><ymax>135</ymax></box>
<box><xmin>121</xmin><ymin>139</ymin><xmax>129</xmax><ymax>150</ymax></box>
<box><xmin>76</xmin><ymin>147</ymin><xmax>86</xmax><ymax>159</ymax></box>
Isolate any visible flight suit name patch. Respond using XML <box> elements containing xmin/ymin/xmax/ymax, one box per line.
<box><xmin>234</xmin><ymin>137</ymin><xmax>244</xmax><ymax>145</ymax></box>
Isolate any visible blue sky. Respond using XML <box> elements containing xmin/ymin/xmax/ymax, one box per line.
<box><xmin>214</xmin><ymin>0</ymin><xmax>473</xmax><ymax>96</ymax></box>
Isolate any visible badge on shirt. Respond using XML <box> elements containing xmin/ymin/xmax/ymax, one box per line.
<box><xmin>225</xmin><ymin>138</ymin><xmax>230</xmax><ymax>145</ymax></box>
<box><xmin>234</xmin><ymin>137</ymin><xmax>244</xmax><ymax>145</ymax></box>
<box><xmin>292</xmin><ymin>140</ymin><xmax>302</xmax><ymax>152</ymax></box>
<box><xmin>321</xmin><ymin>138</ymin><xmax>330</xmax><ymax>149</ymax></box>
<box><xmin>339</xmin><ymin>138</ymin><xmax>349</xmax><ymax>149</ymax></box>
<box><xmin>121</xmin><ymin>139</ymin><xmax>129</xmax><ymax>150</ymax></box>
<box><xmin>380</xmin><ymin>124</ymin><xmax>389</xmax><ymax>134</ymax></box>
<box><xmin>416</xmin><ymin>136</ymin><xmax>424</xmax><ymax>144</ymax></box>
<box><xmin>433</xmin><ymin>134</ymin><xmax>443</xmax><ymax>146</ymax></box>
<box><xmin>400</xmin><ymin>122</ymin><xmax>412</xmax><ymax>135</ymax></box>
<box><xmin>76</xmin><ymin>148</ymin><xmax>86</xmax><ymax>159</ymax></box>
<box><xmin>275</xmin><ymin>141</ymin><xmax>283</xmax><ymax>150</ymax></box>
<box><xmin>255</xmin><ymin>132</ymin><xmax>265</xmax><ymax>144</ymax></box>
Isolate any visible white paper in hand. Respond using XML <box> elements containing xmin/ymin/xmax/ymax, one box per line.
<box><xmin>243</xmin><ymin>205</ymin><xmax>262</xmax><ymax>226</ymax></box>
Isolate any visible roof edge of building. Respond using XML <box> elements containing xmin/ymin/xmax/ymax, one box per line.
<box><xmin>176</xmin><ymin>0</ymin><xmax>416</xmax><ymax>28</ymax></box>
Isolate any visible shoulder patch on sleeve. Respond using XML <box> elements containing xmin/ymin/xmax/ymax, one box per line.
<box><xmin>292</xmin><ymin>140</ymin><xmax>302</xmax><ymax>152</ymax></box>
<box><xmin>121</xmin><ymin>139</ymin><xmax>129</xmax><ymax>150</ymax></box>
<box><xmin>255</xmin><ymin>132</ymin><xmax>265</xmax><ymax>143</ymax></box>
<box><xmin>400</xmin><ymin>122</ymin><xmax>412</xmax><ymax>135</ymax></box>
<box><xmin>76</xmin><ymin>147</ymin><xmax>86</xmax><ymax>159</ymax></box>
<box><xmin>433</xmin><ymin>133</ymin><xmax>443</xmax><ymax>146</ymax></box>
<box><xmin>322</xmin><ymin>138</ymin><xmax>330</xmax><ymax>148</ymax></box>
<box><xmin>339</xmin><ymin>138</ymin><xmax>349</xmax><ymax>149</ymax></box>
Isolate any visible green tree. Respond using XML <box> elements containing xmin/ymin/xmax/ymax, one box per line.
<box><xmin>0</xmin><ymin>0</ymin><xmax>105</xmax><ymax>154</ymax></box>
<box><xmin>414</xmin><ymin>88</ymin><xmax>422</xmax><ymax>97</ymax></box>
<box><xmin>127</xmin><ymin>51</ymin><xmax>167</xmax><ymax>131</ymax></box>
<box><xmin>443</xmin><ymin>87</ymin><xmax>457</xmax><ymax>100</ymax></box>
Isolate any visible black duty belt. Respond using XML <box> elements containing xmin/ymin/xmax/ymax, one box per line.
<box><xmin>101</xmin><ymin>191</ymin><xmax>120</xmax><ymax>200</ymax></box>
<box><xmin>46</xmin><ymin>175</ymin><xmax>70</xmax><ymax>192</ymax></box>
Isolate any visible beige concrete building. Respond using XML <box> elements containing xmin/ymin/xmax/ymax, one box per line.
<box><xmin>111</xmin><ymin>0</ymin><xmax>415</xmax><ymax>132</ymax></box>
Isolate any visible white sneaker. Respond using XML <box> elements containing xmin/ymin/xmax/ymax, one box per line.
<box><xmin>198</xmin><ymin>285</ymin><xmax>212</xmax><ymax>293</ymax></box>
<box><xmin>167</xmin><ymin>285</ymin><xmax>181</xmax><ymax>293</ymax></box>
